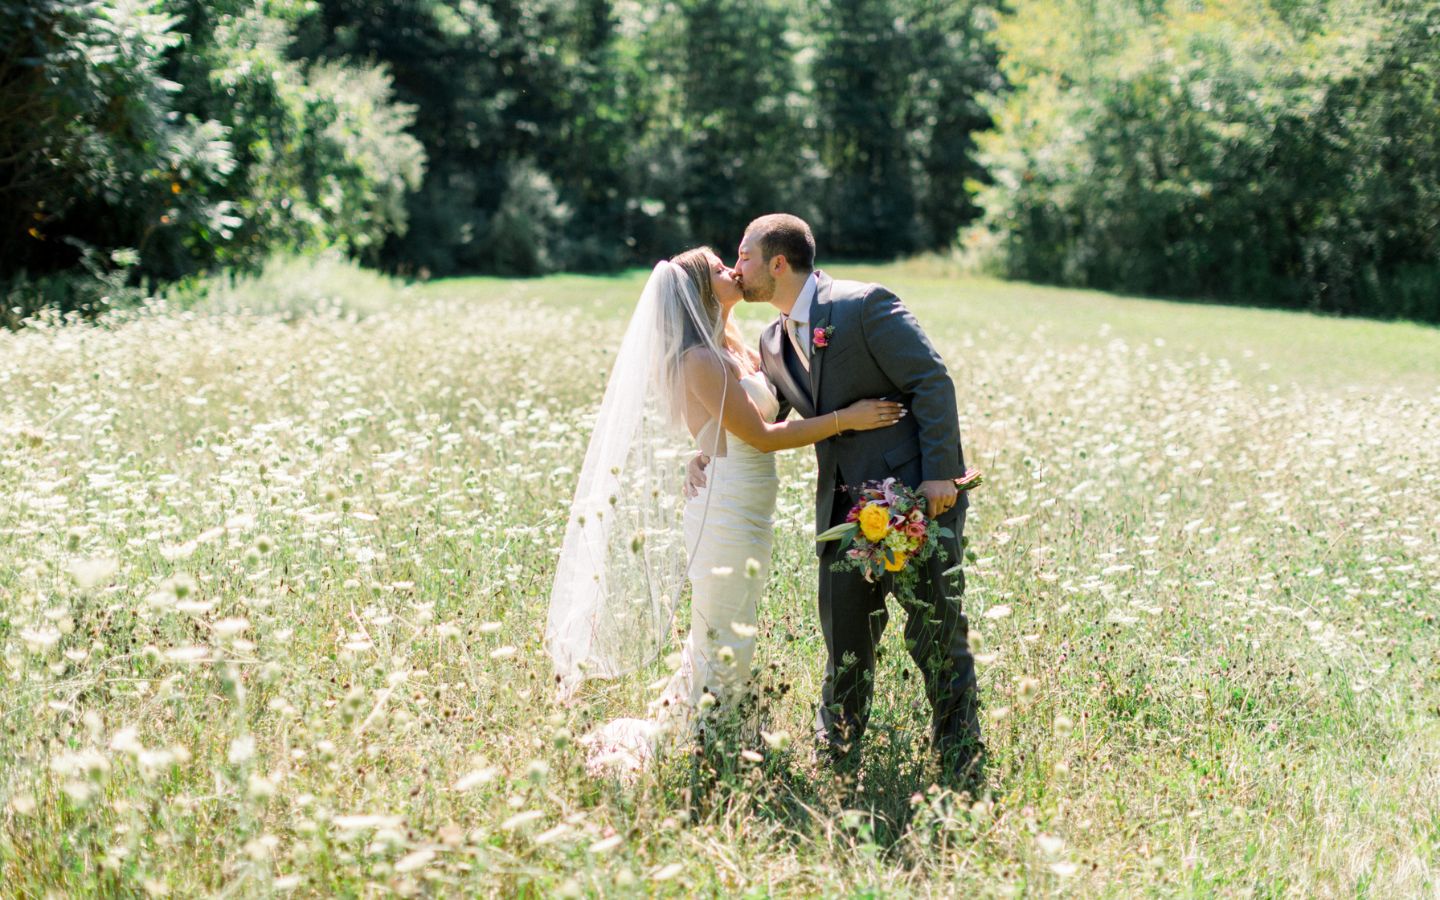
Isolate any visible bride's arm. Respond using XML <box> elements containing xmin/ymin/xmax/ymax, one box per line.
<box><xmin>682</xmin><ymin>350</ymin><xmax>905</xmax><ymax>453</ymax></box>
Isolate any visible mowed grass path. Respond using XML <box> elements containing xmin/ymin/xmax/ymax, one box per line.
<box><xmin>2</xmin><ymin>261</ymin><xmax>1438</xmax><ymax>896</ymax></box>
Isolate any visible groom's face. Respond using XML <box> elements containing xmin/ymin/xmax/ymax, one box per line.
<box><xmin>734</xmin><ymin>235</ymin><xmax>775</xmax><ymax>304</ymax></box>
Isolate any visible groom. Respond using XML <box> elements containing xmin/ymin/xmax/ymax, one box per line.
<box><xmin>732</xmin><ymin>213</ymin><xmax>982</xmax><ymax>782</ymax></box>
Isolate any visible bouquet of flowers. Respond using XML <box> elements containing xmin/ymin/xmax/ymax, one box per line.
<box><xmin>816</xmin><ymin>469</ymin><xmax>984</xmax><ymax>596</ymax></box>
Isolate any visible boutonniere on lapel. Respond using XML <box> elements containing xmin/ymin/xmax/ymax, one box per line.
<box><xmin>812</xmin><ymin>325</ymin><xmax>835</xmax><ymax>350</ymax></box>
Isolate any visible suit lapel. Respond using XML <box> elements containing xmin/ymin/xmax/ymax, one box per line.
<box><xmin>762</xmin><ymin>318</ymin><xmax>815</xmax><ymax>417</ymax></box>
<box><xmin>807</xmin><ymin>271</ymin><xmax>835</xmax><ymax>405</ymax></box>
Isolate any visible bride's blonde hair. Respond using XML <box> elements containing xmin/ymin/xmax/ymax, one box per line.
<box><xmin>670</xmin><ymin>246</ymin><xmax>756</xmax><ymax>375</ymax></box>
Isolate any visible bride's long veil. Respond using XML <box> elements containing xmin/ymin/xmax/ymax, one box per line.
<box><xmin>547</xmin><ymin>261</ymin><xmax>728</xmax><ymax>698</ymax></box>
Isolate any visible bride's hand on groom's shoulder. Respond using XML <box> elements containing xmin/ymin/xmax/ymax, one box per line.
<box><xmin>684</xmin><ymin>453</ymin><xmax>709</xmax><ymax>498</ymax></box>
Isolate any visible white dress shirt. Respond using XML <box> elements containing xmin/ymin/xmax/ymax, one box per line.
<box><xmin>784</xmin><ymin>272</ymin><xmax>820</xmax><ymax>366</ymax></box>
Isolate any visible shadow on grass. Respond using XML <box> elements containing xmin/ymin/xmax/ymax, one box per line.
<box><xmin>653</xmin><ymin>705</ymin><xmax>983</xmax><ymax>857</ymax></box>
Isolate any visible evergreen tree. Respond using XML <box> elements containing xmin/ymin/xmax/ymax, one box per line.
<box><xmin>901</xmin><ymin>0</ymin><xmax>999</xmax><ymax>247</ymax></box>
<box><xmin>673</xmin><ymin>0</ymin><xmax>815</xmax><ymax>253</ymax></box>
<box><xmin>810</xmin><ymin>0</ymin><xmax>918</xmax><ymax>258</ymax></box>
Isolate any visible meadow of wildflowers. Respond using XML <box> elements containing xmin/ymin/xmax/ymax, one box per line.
<box><xmin>2</xmin><ymin>260</ymin><xmax>1437</xmax><ymax>895</ymax></box>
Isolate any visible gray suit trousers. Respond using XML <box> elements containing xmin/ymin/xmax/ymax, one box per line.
<box><xmin>815</xmin><ymin>484</ymin><xmax>980</xmax><ymax>762</ymax></box>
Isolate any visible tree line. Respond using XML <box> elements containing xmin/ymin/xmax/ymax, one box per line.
<box><xmin>3</xmin><ymin>0</ymin><xmax>1436</xmax><ymax>322</ymax></box>
<box><xmin>973</xmin><ymin>0</ymin><xmax>1440</xmax><ymax>321</ymax></box>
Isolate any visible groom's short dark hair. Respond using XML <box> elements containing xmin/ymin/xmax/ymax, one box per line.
<box><xmin>745</xmin><ymin>213</ymin><xmax>815</xmax><ymax>274</ymax></box>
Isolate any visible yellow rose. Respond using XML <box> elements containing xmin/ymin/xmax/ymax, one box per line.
<box><xmin>859</xmin><ymin>503</ymin><xmax>890</xmax><ymax>542</ymax></box>
<box><xmin>884</xmin><ymin>552</ymin><xmax>908</xmax><ymax>572</ymax></box>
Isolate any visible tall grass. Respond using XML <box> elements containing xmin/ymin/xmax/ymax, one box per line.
<box><xmin>1</xmin><ymin>261</ymin><xmax>1437</xmax><ymax>895</ymax></box>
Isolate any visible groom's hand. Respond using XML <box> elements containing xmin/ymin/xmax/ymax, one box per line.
<box><xmin>684</xmin><ymin>453</ymin><xmax>710</xmax><ymax>498</ymax></box>
<box><xmin>919</xmin><ymin>480</ymin><xmax>958</xmax><ymax>517</ymax></box>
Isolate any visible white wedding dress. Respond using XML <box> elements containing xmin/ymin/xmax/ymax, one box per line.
<box><xmin>583</xmin><ymin>369</ymin><xmax>781</xmax><ymax>773</ymax></box>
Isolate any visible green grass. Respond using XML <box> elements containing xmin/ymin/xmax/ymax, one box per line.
<box><xmin>1</xmin><ymin>259</ymin><xmax>1437</xmax><ymax>895</ymax></box>
<box><xmin>429</xmin><ymin>264</ymin><xmax>1440</xmax><ymax>392</ymax></box>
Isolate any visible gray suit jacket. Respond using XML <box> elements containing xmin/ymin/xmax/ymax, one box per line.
<box><xmin>760</xmin><ymin>271</ymin><xmax>967</xmax><ymax>551</ymax></box>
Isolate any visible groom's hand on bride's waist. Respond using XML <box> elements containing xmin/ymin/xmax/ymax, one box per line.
<box><xmin>919</xmin><ymin>479</ymin><xmax>959</xmax><ymax>517</ymax></box>
<box><xmin>684</xmin><ymin>453</ymin><xmax>710</xmax><ymax>498</ymax></box>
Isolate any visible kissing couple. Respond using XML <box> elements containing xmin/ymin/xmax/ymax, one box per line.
<box><xmin>546</xmin><ymin>213</ymin><xmax>983</xmax><ymax>785</ymax></box>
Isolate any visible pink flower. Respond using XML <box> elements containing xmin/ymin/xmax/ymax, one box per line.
<box><xmin>906</xmin><ymin>521</ymin><xmax>927</xmax><ymax>539</ymax></box>
<box><xmin>813</xmin><ymin>326</ymin><xmax>833</xmax><ymax>348</ymax></box>
<box><xmin>954</xmin><ymin>468</ymin><xmax>985</xmax><ymax>492</ymax></box>
<box><xmin>881</xmin><ymin>478</ymin><xmax>902</xmax><ymax>507</ymax></box>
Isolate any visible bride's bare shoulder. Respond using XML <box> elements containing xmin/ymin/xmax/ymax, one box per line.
<box><xmin>679</xmin><ymin>346</ymin><xmax>728</xmax><ymax>383</ymax></box>
<box><xmin>680</xmin><ymin>344</ymin><xmax>722</xmax><ymax>369</ymax></box>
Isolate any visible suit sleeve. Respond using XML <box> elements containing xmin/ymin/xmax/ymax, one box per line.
<box><xmin>859</xmin><ymin>287</ymin><xmax>963</xmax><ymax>482</ymax></box>
<box><xmin>769</xmin><ymin>376</ymin><xmax>794</xmax><ymax>421</ymax></box>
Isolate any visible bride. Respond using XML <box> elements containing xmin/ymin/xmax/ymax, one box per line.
<box><xmin>546</xmin><ymin>247</ymin><xmax>904</xmax><ymax>770</ymax></box>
